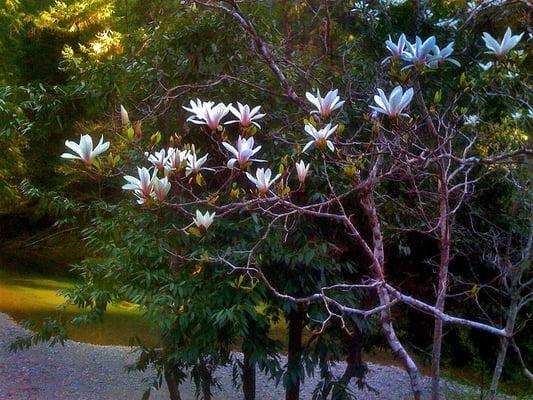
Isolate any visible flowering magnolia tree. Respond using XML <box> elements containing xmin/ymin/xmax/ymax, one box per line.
<box><xmin>40</xmin><ymin>1</ymin><xmax>532</xmax><ymax>400</ymax></box>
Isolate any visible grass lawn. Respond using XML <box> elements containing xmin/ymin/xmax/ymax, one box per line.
<box><xmin>0</xmin><ymin>268</ymin><xmax>158</xmax><ymax>346</ymax></box>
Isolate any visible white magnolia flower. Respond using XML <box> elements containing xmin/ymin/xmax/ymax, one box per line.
<box><xmin>183</xmin><ymin>99</ymin><xmax>214</xmax><ymax>116</ymax></box>
<box><xmin>193</xmin><ymin>210</ymin><xmax>215</xmax><ymax>231</ymax></box>
<box><xmin>185</xmin><ymin>145</ymin><xmax>212</xmax><ymax>176</ymax></box>
<box><xmin>120</xmin><ymin>105</ymin><xmax>130</xmax><ymax>126</ymax></box>
<box><xmin>402</xmin><ymin>36</ymin><xmax>436</xmax><ymax>66</ymax></box>
<box><xmin>61</xmin><ymin>134</ymin><xmax>110</xmax><ymax>164</ymax></box>
<box><xmin>147</xmin><ymin>149</ymin><xmax>170</xmax><ymax>170</ymax></box>
<box><xmin>510</xmin><ymin>109</ymin><xmax>533</xmax><ymax>120</ymax></box>
<box><xmin>164</xmin><ymin>147</ymin><xmax>190</xmax><ymax>175</ymax></box>
<box><xmin>350</xmin><ymin>1</ymin><xmax>365</xmax><ymax>12</ymax></box>
<box><xmin>152</xmin><ymin>176</ymin><xmax>171</xmax><ymax>202</ymax></box>
<box><xmin>295</xmin><ymin>160</ymin><xmax>310</xmax><ymax>185</ymax></box>
<box><xmin>350</xmin><ymin>2</ymin><xmax>380</xmax><ymax>20</ymax></box>
<box><xmin>122</xmin><ymin>167</ymin><xmax>156</xmax><ymax>204</ymax></box>
<box><xmin>483</xmin><ymin>28</ymin><xmax>523</xmax><ymax>57</ymax></box>
<box><xmin>303</xmin><ymin>123</ymin><xmax>337</xmax><ymax>153</ymax></box>
<box><xmin>383</xmin><ymin>33</ymin><xmax>407</xmax><ymax>63</ymax></box>
<box><xmin>466</xmin><ymin>1</ymin><xmax>480</xmax><ymax>12</ymax></box>
<box><xmin>222</xmin><ymin>136</ymin><xmax>265</xmax><ymax>169</ymax></box>
<box><xmin>370</xmin><ymin>86</ymin><xmax>414</xmax><ymax>118</ymax></box>
<box><xmin>435</xmin><ymin>18</ymin><xmax>459</xmax><ymax>30</ymax></box>
<box><xmin>225</xmin><ymin>102</ymin><xmax>266</xmax><ymax>128</ymax></box>
<box><xmin>464</xmin><ymin>115</ymin><xmax>481</xmax><ymax>126</ymax></box>
<box><xmin>186</xmin><ymin>101</ymin><xmax>230</xmax><ymax>131</ymax></box>
<box><xmin>427</xmin><ymin>42</ymin><xmax>461</xmax><ymax>67</ymax></box>
<box><xmin>245</xmin><ymin>168</ymin><xmax>281</xmax><ymax>195</ymax></box>
<box><xmin>467</xmin><ymin>0</ymin><xmax>507</xmax><ymax>11</ymax></box>
<box><xmin>305</xmin><ymin>89</ymin><xmax>345</xmax><ymax>118</ymax></box>
<box><xmin>478</xmin><ymin>61</ymin><xmax>494</xmax><ymax>71</ymax></box>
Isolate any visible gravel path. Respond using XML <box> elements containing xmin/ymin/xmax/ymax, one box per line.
<box><xmin>0</xmin><ymin>312</ymin><xmax>516</xmax><ymax>400</ymax></box>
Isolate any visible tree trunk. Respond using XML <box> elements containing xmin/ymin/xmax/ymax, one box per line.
<box><xmin>489</xmin><ymin>300</ymin><xmax>519</xmax><ymax>399</ymax></box>
<box><xmin>510</xmin><ymin>340</ymin><xmax>533</xmax><ymax>382</ymax></box>
<box><xmin>431</xmin><ymin>171</ymin><xmax>451</xmax><ymax>400</ymax></box>
<box><xmin>286</xmin><ymin>307</ymin><xmax>305</xmax><ymax>400</ymax></box>
<box><xmin>340</xmin><ymin>328</ymin><xmax>365</xmax><ymax>383</ymax></box>
<box><xmin>361</xmin><ymin>190</ymin><xmax>422</xmax><ymax>400</ymax></box>
<box><xmin>242</xmin><ymin>347</ymin><xmax>256</xmax><ymax>400</ymax></box>
<box><xmin>431</xmin><ymin>318</ymin><xmax>444</xmax><ymax>400</ymax></box>
<box><xmin>410</xmin><ymin>69</ymin><xmax>454</xmax><ymax>400</ymax></box>
<box><xmin>379</xmin><ymin>286</ymin><xmax>422</xmax><ymax>400</ymax></box>
<box><xmin>164</xmin><ymin>367</ymin><xmax>182</xmax><ymax>400</ymax></box>
<box><xmin>329</xmin><ymin>328</ymin><xmax>366</xmax><ymax>399</ymax></box>
<box><xmin>198</xmin><ymin>358</ymin><xmax>212</xmax><ymax>400</ymax></box>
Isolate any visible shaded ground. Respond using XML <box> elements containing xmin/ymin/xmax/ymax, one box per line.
<box><xmin>1</xmin><ymin>312</ymin><xmax>519</xmax><ymax>400</ymax></box>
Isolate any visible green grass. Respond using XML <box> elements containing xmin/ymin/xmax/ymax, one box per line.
<box><xmin>0</xmin><ymin>268</ymin><xmax>158</xmax><ymax>346</ymax></box>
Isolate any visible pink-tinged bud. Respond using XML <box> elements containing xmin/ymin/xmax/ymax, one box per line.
<box><xmin>295</xmin><ymin>160</ymin><xmax>310</xmax><ymax>185</ymax></box>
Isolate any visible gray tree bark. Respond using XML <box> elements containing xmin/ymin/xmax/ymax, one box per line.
<box><xmin>489</xmin><ymin>300</ymin><xmax>519</xmax><ymax>399</ymax></box>
<box><xmin>431</xmin><ymin>171</ymin><xmax>451</xmax><ymax>400</ymax></box>
<box><xmin>361</xmin><ymin>190</ymin><xmax>423</xmax><ymax>400</ymax></box>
